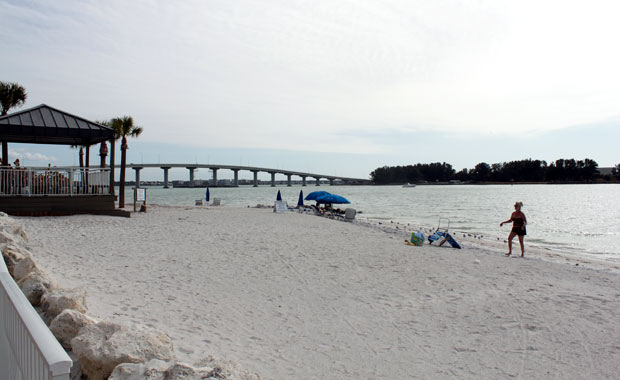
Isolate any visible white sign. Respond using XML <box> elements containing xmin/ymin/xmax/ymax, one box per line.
<box><xmin>136</xmin><ymin>188</ymin><xmax>146</xmax><ymax>202</ymax></box>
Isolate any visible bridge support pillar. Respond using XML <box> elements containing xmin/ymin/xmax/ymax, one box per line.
<box><xmin>161</xmin><ymin>167</ymin><xmax>171</xmax><ymax>188</ymax></box>
<box><xmin>301</xmin><ymin>176</ymin><xmax>307</xmax><ymax>186</ymax></box>
<box><xmin>133</xmin><ymin>167</ymin><xmax>143</xmax><ymax>188</ymax></box>
<box><xmin>315</xmin><ymin>177</ymin><xmax>320</xmax><ymax>186</ymax></box>
<box><xmin>287</xmin><ymin>174</ymin><xmax>292</xmax><ymax>187</ymax></box>
<box><xmin>252</xmin><ymin>171</ymin><xmax>258</xmax><ymax>187</ymax></box>
<box><xmin>329</xmin><ymin>178</ymin><xmax>334</xmax><ymax>186</ymax></box>
<box><xmin>232</xmin><ymin>169</ymin><xmax>239</xmax><ymax>187</ymax></box>
<box><xmin>270</xmin><ymin>172</ymin><xmax>276</xmax><ymax>187</ymax></box>
<box><xmin>186</xmin><ymin>167</ymin><xmax>196</xmax><ymax>187</ymax></box>
<box><xmin>211</xmin><ymin>168</ymin><xmax>218</xmax><ymax>187</ymax></box>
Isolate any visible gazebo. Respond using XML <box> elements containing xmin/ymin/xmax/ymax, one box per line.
<box><xmin>0</xmin><ymin>104</ymin><xmax>128</xmax><ymax>216</ymax></box>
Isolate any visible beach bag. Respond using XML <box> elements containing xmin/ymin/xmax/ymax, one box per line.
<box><xmin>410</xmin><ymin>230</ymin><xmax>425</xmax><ymax>246</ymax></box>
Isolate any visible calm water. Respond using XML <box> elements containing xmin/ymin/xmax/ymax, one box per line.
<box><xmin>123</xmin><ymin>184</ymin><xmax>620</xmax><ymax>263</ymax></box>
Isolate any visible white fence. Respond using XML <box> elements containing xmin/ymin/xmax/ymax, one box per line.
<box><xmin>0</xmin><ymin>167</ymin><xmax>111</xmax><ymax>197</ymax></box>
<box><xmin>0</xmin><ymin>259</ymin><xmax>72</xmax><ymax>380</ymax></box>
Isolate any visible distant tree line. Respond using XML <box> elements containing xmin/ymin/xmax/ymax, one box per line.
<box><xmin>370</xmin><ymin>158</ymin><xmax>619</xmax><ymax>184</ymax></box>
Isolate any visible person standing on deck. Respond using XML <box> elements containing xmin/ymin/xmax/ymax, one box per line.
<box><xmin>500</xmin><ymin>201</ymin><xmax>527</xmax><ymax>257</ymax></box>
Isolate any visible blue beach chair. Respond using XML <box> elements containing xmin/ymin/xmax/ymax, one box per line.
<box><xmin>428</xmin><ymin>218</ymin><xmax>461</xmax><ymax>249</ymax></box>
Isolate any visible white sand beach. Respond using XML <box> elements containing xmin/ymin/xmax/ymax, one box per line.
<box><xmin>18</xmin><ymin>206</ymin><xmax>620</xmax><ymax>380</ymax></box>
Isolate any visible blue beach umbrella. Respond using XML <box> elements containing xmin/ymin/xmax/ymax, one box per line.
<box><xmin>205</xmin><ymin>187</ymin><xmax>210</xmax><ymax>202</ymax></box>
<box><xmin>315</xmin><ymin>193</ymin><xmax>350</xmax><ymax>204</ymax></box>
<box><xmin>304</xmin><ymin>191</ymin><xmax>331</xmax><ymax>201</ymax></box>
<box><xmin>297</xmin><ymin>190</ymin><xmax>304</xmax><ymax>207</ymax></box>
<box><xmin>276</xmin><ymin>190</ymin><xmax>282</xmax><ymax>201</ymax></box>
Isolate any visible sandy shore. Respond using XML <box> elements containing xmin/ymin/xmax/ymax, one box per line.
<box><xmin>18</xmin><ymin>205</ymin><xmax>620</xmax><ymax>380</ymax></box>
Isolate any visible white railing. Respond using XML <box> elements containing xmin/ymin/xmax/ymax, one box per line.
<box><xmin>0</xmin><ymin>167</ymin><xmax>111</xmax><ymax>196</ymax></box>
<box><xmin>0</xmin><ymin>259</ymin><xmax>72</xmax><ymax>380</ymax></box>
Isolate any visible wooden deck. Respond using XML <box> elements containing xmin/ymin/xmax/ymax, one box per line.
<box><xmin>0</xmin><ymin>195</ymin><xmax>129</xmax><ymax>217</ymax></box>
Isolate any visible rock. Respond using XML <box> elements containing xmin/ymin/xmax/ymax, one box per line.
<box><xmin>0</xmin><ymin>224</ymin><xmax>29</xmax><ymax>248</ymax></box>
<box><xmin>50</xmin><ymin>309</ymin><xmax>98</xmax><ymax>349</ymax></box>
<box><xmin>71</xmin><ymin>321</ymin><xmax>177</xmax><ymax>380</ymax></box>
<box><xmin>17</xmin><ymin>268</ymin><xmax>58</xmax><ymax>306</ymax></box>
<box><xmin>109</xmin><ymin>359</ymin><xmax>219</xmax><ymax>380</ymax></box>
<box><xmin>1</xmin><ymin>244</ymin><xmax>32</xmax><ymax>277</ymax></box>
<box><xmin>13</xmin><ymin>254</ymin><xmax>38</xmax><ymax>281</ymax></box>
<box><xmin>198</xmin><ymin>356</ymin><xmax>263</xmax><ymax>380</ymax></box>
<box><xmin>41</xmin><ymin>287</ymin><xmax>88</xmax><ymax>322</ymax></box>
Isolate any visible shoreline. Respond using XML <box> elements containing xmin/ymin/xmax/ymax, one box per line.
<box><xmin>17</xmin><ymin>205</ymin><xmax>620</xmax><ymax>379</ymax></box>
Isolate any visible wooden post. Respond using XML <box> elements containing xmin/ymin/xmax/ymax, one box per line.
<box><xmin>109</xmin><ymin>139</ymin><xmax>115</xmax><ymax>196</ymax></box>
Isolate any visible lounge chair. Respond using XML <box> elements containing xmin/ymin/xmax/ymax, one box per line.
<box><xmin>343</xmin><ymin>208</ymin><xmax>356</xmax><ymax>221</ymax></box>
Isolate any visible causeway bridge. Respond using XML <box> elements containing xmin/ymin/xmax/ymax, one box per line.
<box><xmin>127</xmin><ymin>163</ymin><xmax>371</xmax><ymax>188</ymax></box>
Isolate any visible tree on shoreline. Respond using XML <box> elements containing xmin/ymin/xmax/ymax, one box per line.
<box><xmin>370</xmin><ymin>158</ymin><xmax>603</xmax><ymax>184</ymax></box>
<box><xmin>0</xmin><ymin>81</ymin><xmax>27</xmax><ymax>165</ymax></box>
<box><xmin>612</xmin><ymin>164</ymin><xmax>620</xmax><ymax>179</ymax></box>
<box><xmin>109</xmin><ymin>116</ymin><xmax>143</xmax><ymax>208</ymax></box>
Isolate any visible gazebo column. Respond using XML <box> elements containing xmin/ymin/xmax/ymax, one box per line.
<box><xmin>270</xmin><ymin>172</ymin><xmax>276</xmax><ymax>187</ymax></box>
<box><xmin>287</xmin><ymin>174</ymin><xmax>292</xmax><ymax>187</ymax></box>
<box><xmin>232</xmin><ymin>169</ymin><xmax>239</xmax><ymax>187</ymax></box>
<box><xmin>161</xmin><ymin>167</ymin><xmax>171</xmax><ymax>188</ymax></box>
<box><xmin>99</xmin><ymin>142</ymin><xmax>108</xmax><ymax>168</ymax></box>
<box><xmin>85</xmin><ymin>145</ymin><xmax>90</xmax><ymax>168</ymax></box>
<box><xmin>109</xmin><ymin>139</ymin><xmax>115</xmax><ymax>196</ymax></box>
<box><xmin>252</xmin><ymin>170</ymin><xmax>258</xmax><ymax>187</ymax></box>
<box><xmin>133</xmin><ymin>167</ymin><xmax>143</xmax><ymax>188</ymax></box>
<box><xmin>301</xmin><ymin>176</ymin><xmax>307</xmax><ymax>187</ymax></box>
<box><xmin>211</xmin><ymin>168</ymin><xmax>218</xmax><ymax>187</ymax></box>
<box><xmin>186</xmin><ymin>167</ymin><xmax>196</xmax><ymax>187</ymax></box>
<box><xmin>1</xmin><ymin>142</ymin><xmax>7</xmax><ymax>166</ymax></box>
<box><xmin>315</xmin><ymin>177</ymin><xmax>321</xmax><ymax>186</ymax></box>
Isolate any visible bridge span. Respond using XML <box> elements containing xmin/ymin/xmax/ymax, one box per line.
<box><xmin>126</xmin><ymin>163</ymin><xmax>371</xmax><ymax>188</ymax></box>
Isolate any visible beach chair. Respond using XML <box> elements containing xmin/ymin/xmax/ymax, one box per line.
<box><xmin>343</xmin><ymin>208</ymin><xmax>356</xmax><ymax>222</ymax></box>
<box><xmin>274</xmin><ymin>200</ymin><xmax>288</xmax><ymax>213</ymax></box>
<box><xmin>310</xmin><ymin>205</ymin><xmax>323</xmax><ymax>216</ymax></box>
<box><xmin>428</xmin><ymin>218</ymin><xmax>461</xmax><ymax>249</ymax></box>
<box><xmin>212</xmin><ymin>198</ymin><xmax>221</xmax><ymax>206</ymax></box>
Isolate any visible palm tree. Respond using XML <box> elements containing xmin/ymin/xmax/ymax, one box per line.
<box><xmin>0</xmin><ymin>81</ymin><xmax>27</xmax><ymax>165</ymax></box>
<box><xmin>110</xmin><ymin>116</ymin><xmax>143</xmax><ymax>208</ymax></box>
<box><xmin>70</xmin><ymin>145</ymin><xmax>85</xmax><ymax>168</ymax></box>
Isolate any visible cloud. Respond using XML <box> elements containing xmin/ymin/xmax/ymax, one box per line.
<box><xmin>11</xmin><ymin>149</ymin><xmax>58</xmax><ymax>165</ymax></box>
<box><xmin>1</xmin><ymin>0</ymin><xmax>619</xmax><ymax>157</ymax></box>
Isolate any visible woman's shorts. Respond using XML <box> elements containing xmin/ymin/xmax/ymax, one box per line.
<box><xmin>511</xmin><ymin>226</ymin><xmax>526</xmax><ymax>236</ymax></box>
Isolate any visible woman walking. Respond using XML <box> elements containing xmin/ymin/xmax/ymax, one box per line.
<box><xmin>500</xmin><ymin>201</ymin><xmax>527</xmax><ymax>257</ymax></box>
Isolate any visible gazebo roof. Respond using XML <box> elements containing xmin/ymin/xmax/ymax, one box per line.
<box><xmin>0</xmin><ymin>104</ymin><xmax>116</xmax><ymax>145</ymax></box>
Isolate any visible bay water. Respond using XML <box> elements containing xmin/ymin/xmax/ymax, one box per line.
<box><xmin>123</xmin><ymin>184</ymin><xmax>620</xmax><ymax>264</ymax></box>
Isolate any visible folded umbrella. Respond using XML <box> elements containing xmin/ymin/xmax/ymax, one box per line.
<box><xmin>297</xmin><ymin>190</ymin><xmax>304</xmax><ymax>207</ymax></box>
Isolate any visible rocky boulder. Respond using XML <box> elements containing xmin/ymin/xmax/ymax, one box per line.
<box><xmin>109</xmin><ymin>359</ymin><xmax>221</xmax><ymax>380</ymax></box>
<box><xmin>49</xmin><ymin>309</ymin><xmax>98</xmax><ymax>349</ymax></box>
<box><xmin>41</xmin><ymin>287</ymin><xmax>88</xmax><ymax>322</ymax></box>
<box><xmin>197</xmin><ymin>356</ymin><xmax>262</xmax><ymax>380</ymax></box>
<box><xmin>0</xmin><ymin>213</ymin><xmax>29</xmax><ymax>248</ymax></box>
<box><xmin>1</xmin><ymin>244</ymin><xmax>32</xmax><ymax>277</ymax></box>
<box><xmin>71</xmin><ymin>321</ymin><xmax>177</xmax><ymax>380</ymax></box>
<box><xmin>12</xmin><ymin>253</ymin><xmax>38</xmax><ymax>281</ymax></box>
<box><xmin>17</xmin><ymin>268</ymin><xmax>58</xmax><ymax>306</ymax></box>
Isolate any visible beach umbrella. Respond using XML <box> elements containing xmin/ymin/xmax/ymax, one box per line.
<box><xmin>304</xmin><ymin>191</ymin><xmax>331</xmax><ymax>201</ymax></box>
<box><xmin>276</xmin><ymin>190</ymin><xmax>282</xmax><ymax>201</ymax></box>
<box><xmin>297</xmin><ymin>190</ymin><xmax>304</xmax><ymax>207</ymax></box>
<box><xmin>205</xmin><ymin>187</ymin><xmax>210</xmax><ymax>202</ymax></box>
<box><xmin>315</xmin><ymin>193</ymin><xmax>350</xmax><ymax>204</ymax></box>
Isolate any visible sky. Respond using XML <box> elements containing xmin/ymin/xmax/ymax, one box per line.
<box><xmin>1</xmin><ymin>0</ymin><xmax>619</xmax><ymax>180</ymax></box>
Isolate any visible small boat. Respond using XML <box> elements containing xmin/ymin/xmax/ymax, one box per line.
<box><xmin>402</xmin><ymin>183</ymin><xmax>416</xmax><ymax>188</ymax></box>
